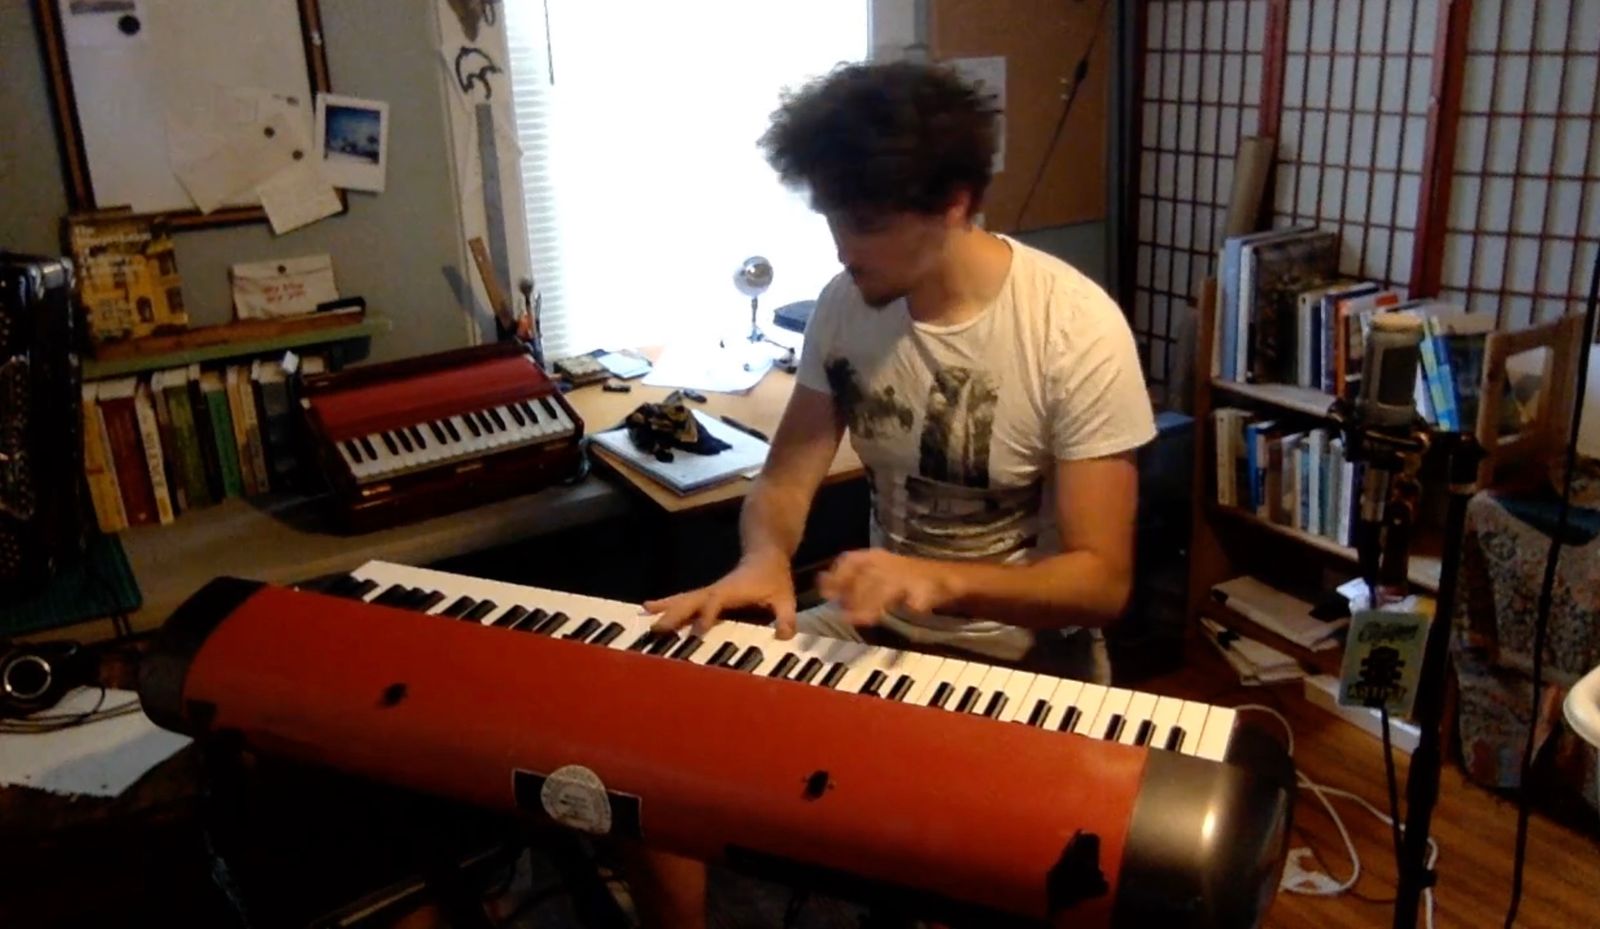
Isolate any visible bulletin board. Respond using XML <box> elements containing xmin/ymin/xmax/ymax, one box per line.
<box><xmin>930</xmin><ymin>0</ymin><xmax>1113</xmax><ymax>232</ymax></box>
<box><xmin>34</xmin><ymin>0</ymin><xmax>332</xmax><ymax>228</ymax></box>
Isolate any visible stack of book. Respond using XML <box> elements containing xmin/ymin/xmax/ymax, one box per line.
<box><xmin>1214</xmin><ymin>227</ymin><xmax>1497</xmax><ymax>433</ymax></box>
<box><xmin>80</xmin><ymin>355</ymin><xmax>325</xmax><ymax>532</ymax></box>
<box><xmin>1212</xmin><ymin>407</ymin><xmax>1359</xmax><ymax>546</ymax></box>
<box><xmin>1200</xmin><ymin>618</ymin><xmax>1303</xmax><ymax>685</ymax></box>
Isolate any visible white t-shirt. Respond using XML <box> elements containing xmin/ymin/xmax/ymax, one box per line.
<box><xmin>796</xmin><ymin>235</ymin><xmax>1157</xmax><ymax>660</ymax></box>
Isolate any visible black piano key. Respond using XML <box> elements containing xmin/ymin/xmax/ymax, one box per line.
<box><xmin>859</xmin><ymin>670</ymin><xmax>888</xmax><ymax>696</ymax></box>
<box><xmin>648</xmin><ymin>633</ymin><xmax>681</xmax><ymax>656</ymax></box>
<box><xmin>406</xmin><ymin>589</ymin><xmax>446</xmax><ymax>612</ymax></box>
<box><xmin>463</xmin><ymin>415</ymin><xmax>482</xmax><ymax>438</ymax></box>
<box><xmin>769</xmin><ymin>654</ymin><xmax>800</xmax><ymax>679</ymax></box>
<box><xmin>565</xmin><ymin>617</ymin><xmax>603</xmax><ymax>641</ymax></box>
<box><xmin>533</xmin><ymin>611</ymin><xmax>570</xmax><ymax>635</ymax></box>
<box><xmin>1026</xmin><ymin>700</ymin><xmax>1050</xmax><ymax>727</ymax></box>
<box><xmin>408</xmin><ymin>425</ymin><xmax>427</xmax><ymax>448</ymax></box>
<box><xmin>343</xmin><ymin>440</ymin><xmax>363</xmax><ymax>463</ymax></box>
<box><xmin>506</xmin><ymin>402</ymin><xmax>526</xmax><ymax>426</ymax></box>
<box><xmin>1103</xmin><ymin>714</ymin><xmax>1126</xmax><ymax>742</ymax></box>
<box><xmin>539</xmin><ymin>397</ymin><xmax>560</xmax><ymax>420</ymax></box>
<box><xmin>371</xmin><ymin>584</ymin><xmax>412</xmax><ymax>606</ymax></box>
<box><xmin>819</xmin><ymin>663</ymin><xmax>848</xmax><ymax>689</ymax></box>
<box><xmin>887</xmin><ymin>675</ymin><xmax>915</xmax><ymax>701</ymax></box>
<box><xmin>458</xmin><ymin>600</ymin><xmax>497</xmax><ymax>622</ymax></box>
<box><xmin>381</xmin><ymin>432</ymin><xmax>400</xmax><ymax>455</ymax></box>
<box><xmin>793</xmin><ymin>657</ymin><xmax>824</xmax><ymax>684</ymax></box>
<box><xmin>929</xmin><ymin>682</ymin><xmax>955</xmax><ymax>709</ymax></box>
<box><xmin>488</xmin><ymin>407</ymin><xmax>507</xmax><ymax>431</ymax></box>
<box><xmin>347</xmin><ymin>578</ymin><xmax>380</xmax><ymax>600</ymax></box>
<box><xmin>705</xmin><ymin>642</ymin><xmax>739</xmax><ymax>667</ymax></box>
<box><xmin>474</xmin><ymin>410</ymin><xmax>495</xmax><ymax>433</ymax></box>
<box><xmin>982</xmin><ymin>692</ymin><xmax>1009</xmax><ymax>719</ymax></box>
<box><xmin>670</xmin><ymin>636</ymin><xmax>703</xmax><ymax>661</ymax></box>
<box><xmin>955</xmin><ymin>686</ymin><xmax>981</xmax><ymax>714</ymax></box>
<box><xmin>592</xmin><ymin>622</ymin><xmax>627</xmax><ymax>647</ymax></box>
<box><xmin>322</xmin><ymin>573</ymin><xmax>364</xmax><ymax>597</ymax></box>
<box><xmin>1164</xmin><ymin>726</ymin><xmax>1187</xmax><ymax>753</ymax></box>
<box><xmin>518</xmin><ymin>400</ymin><xmax>539</xmax><ymax>422</ymax></box>
<box><xmin>443</xmin><ymin>418</ymin><xmax>462</xmax><ymax>442</ymax></box>
<box><xmin>491</xmin><ymin>605</ymin><xmax>532</xmax><ymax>629</ymax></box>
<box><xmin>733</xmin><ymin>646</ymin><xmax>764</xmax><ymax>672</ymax></box>
<box><xmin>628</xmin><ymin>630</ymin><xmax>658</xmax><ymax>651</ymax></box>
<box><xmin>1060</xmin><ymin>707</ymin><xmax>1083</xmax><ymax>733</ymax></box>
<box><xmin>396</xmin><ymin>428</ymin><xmax>414</xmax><ymax>453</ymax></box>
<box><xmin>440</xmin><ymin>596</ymin><xmax>477</xmax><ymax>618</ymax></box>
<box><xmin>359</xmin><ymin>436</ymin><xmax>378</xmax><ymax>459</ymax></box>
<box><xmin>429</xmin><ymin>421</ymin><xmax>448</xmax><ymax>443</ymax></box>
<box><xmin>1134</xmin><ymin>720</ymin><xmax>1156</xmax><ymax>747</ymax></box>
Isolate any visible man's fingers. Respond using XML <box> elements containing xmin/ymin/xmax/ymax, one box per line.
<box><xmin>770</xmin><ymin>592</ymin><xmax>798</xmax><ymax>640</ymax></box>
<box><xmin>647</xmin><ymin>592</ymin><xmax>703</xmax><ymax>632</ymax></box>
<box><xmin>692</xmin><ymin>594</ymin><xmax>727</xmax><ymax>635</ymax></box>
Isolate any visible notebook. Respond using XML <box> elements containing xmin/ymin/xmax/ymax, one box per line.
<box><xmin>590</xmin><ymin>410</ymin><xmax>769</xmax><ymax>494</ymax></box>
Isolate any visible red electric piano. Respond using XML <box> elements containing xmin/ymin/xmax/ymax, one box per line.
<box><xmin>140</xmin><ymin>561</ymin><xmax>1296</xmax><ymax>928</ymax></box>
<box><xmin>299</xmin><ymin>343</ymin><xmax>584</xmax><ymax>532</ymax></box>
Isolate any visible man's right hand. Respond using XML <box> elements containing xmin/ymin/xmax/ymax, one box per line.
<box><xmin>642</xmin><ymin>553</ymin><xmax>798</xmax><ymax>639</ymax></box>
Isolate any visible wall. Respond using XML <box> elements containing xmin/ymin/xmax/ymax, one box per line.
<box><xmin>0</xmin><ymin>0</ymin><xmax>471</xmax><ymax>364</ymax></box>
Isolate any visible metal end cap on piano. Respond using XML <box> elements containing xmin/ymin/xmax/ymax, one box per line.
<box><xmin>138</xmin><ymin>576</ymin><xmax>264</xmax><ymax>734</ymax></box>
<box><xmin>1109</xmin><ymin>725</ymin><xmax>1296</xmax><ymax>929</ymax></box>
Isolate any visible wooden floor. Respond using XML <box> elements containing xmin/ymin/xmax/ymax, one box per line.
<box><xmin>1149</xmin><ymin>641</ymin><xmax>1600</xmax><ymax>929</ymax></box>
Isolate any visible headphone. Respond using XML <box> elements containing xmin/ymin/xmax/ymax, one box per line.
<box><xmin>0</xmin><ymin>640</ymin><xmax>90</xmax><ymax>717</ymax></box>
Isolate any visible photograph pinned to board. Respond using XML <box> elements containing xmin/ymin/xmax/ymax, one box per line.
<box><xmin>315</xmin><ymin>93</ymin><xmax>389</xmax><ymax>192</ymax></box>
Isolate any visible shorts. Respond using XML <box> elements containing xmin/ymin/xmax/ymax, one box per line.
<box><xmin>795</xmin><ymin>601</ymin><xmax>1112</xmax><ymax>685</ymax></box>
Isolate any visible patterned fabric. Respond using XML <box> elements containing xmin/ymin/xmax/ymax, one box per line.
<box><xmin>1452</xmin><ymin>480</ymin><xmax>1600</xmax><ymax>810</ymax></box>
<box><xmin>622</xmin><ymin>391</ymin><xmax>729</xmax><ymax>462</ymax></box>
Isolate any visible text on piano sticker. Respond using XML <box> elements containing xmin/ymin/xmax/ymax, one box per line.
<box><xmin>540</xmin><ymin>765</ymin><xmax>613</xmax><ymax>835</ymax></box>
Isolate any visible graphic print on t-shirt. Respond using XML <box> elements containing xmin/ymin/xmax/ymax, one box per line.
<box><xmin>827</xmin><ymin>356</ymin><xmax>1041</xmax><ymax>562</ymax></box>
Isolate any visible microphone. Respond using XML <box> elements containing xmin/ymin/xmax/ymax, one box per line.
<box><xmin>1346</xmin><ymin>312</ymin><xmax>1425</xmax><ymax>605</ymax></box>
<box><xmin>1355</xmin><ymin>312</ymin><xmax>1425</xmax><ymax>433</ymax></box>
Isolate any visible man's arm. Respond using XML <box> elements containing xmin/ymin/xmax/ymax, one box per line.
<box><xmin>818</xmin><ymin>452</ymin><xmax>1138</xmax><ymax>630</ymax></box>
<box><xmin>646</xmin><ymin>384</ymin><xmax>845</xmax><ymax>636</ymax></box>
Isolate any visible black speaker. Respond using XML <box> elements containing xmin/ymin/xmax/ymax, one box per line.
<box><xmin>0</xmin><ymin>253</ymin><xmax>89</xmax><ymax>604</ymax></box>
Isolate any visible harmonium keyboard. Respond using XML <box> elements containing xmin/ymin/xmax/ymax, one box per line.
<box><xmin>299</xmin><ymin>343</ymin><xmax>583</xmax><ymax>531</ymax></box>
<box><xmin>140</xmin><ymin>562</ymin><xmax>1295</xmax><ymax>929</ymax></box>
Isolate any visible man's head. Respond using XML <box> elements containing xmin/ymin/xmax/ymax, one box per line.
<box><xmin>759</xmin><ymin>60</ymin><xmax>999</xmax><ymax>307</ymax></box>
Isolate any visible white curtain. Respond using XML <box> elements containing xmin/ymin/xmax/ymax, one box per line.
<box><xmin>506</xmin><ymin>2</ymin><xmax>872</xmax><ymax>356</ymax></box>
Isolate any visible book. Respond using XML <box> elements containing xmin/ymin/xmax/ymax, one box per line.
<box><xmin>590</xmin><ymin>410</ymin><xmax>769</xmax><ymax>495</ymax></box>
<box><xmin>1210</xmin><ymin>576</ymin><xmax>1346</xmax><ymax>650</ymax></box>
<box><xmin>80</xmin><ymin>382</ymin><xmax>128</xmax><ymax>533</ymax></box>
<box><xmin>200</xmin><ymin>370</ymin><xmax>244</xmax><ymax>498</ymax></box>
<box><xmin>95</xmin><ymin>376</ymin><xmax>157</xmax><ymax>526</ymax></box>
<box><xmin>133</xmin><ymin>379</ymin><xmax>175</xmax><ymax>524</ymax></box>
<box><xmin>1242</xmin><ymin>229</ymin><xmax>1341</xmax><ymax>384</ymax></box>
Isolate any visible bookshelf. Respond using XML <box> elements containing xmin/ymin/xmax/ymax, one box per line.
<box><xmin>1210</xmin><ymin>379</ymin><xmax>1338</xmax><ymax>420</ymax></box>
<box><xmin>83</xmin><ymin>313</ymin><xmax>389</xmax><ymax>380</ymax></box>
<box><xmin>1209</xmin><ymin>503</ymin><xmax>1442</xmax><ymax>594</ymax></box>
<box><xmin>1200</xmin><ymin>597</ymin><xmax>1342</xmax><ymax>678</ymax></box>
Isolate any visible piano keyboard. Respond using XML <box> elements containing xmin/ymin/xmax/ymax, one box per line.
<box><xmin>325</xmin><ymin>561</ymin><xmax>1238</xmax><ymax>763</ymax></box>
<box><xmin>335</xmin><ymin>398</ymin><xmax>577</xmax><ymax>484</ymax></box>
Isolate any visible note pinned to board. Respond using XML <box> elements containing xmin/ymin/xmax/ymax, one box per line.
<box><xmin>591</xmin><ymin>410</ymin><xmax>769</xmax><ymax>495</ymax></box>
<box><xmin>258</xmin><ymin>160</ymin><xmax>342</xmax><ymax>235</ymax></box>
<box><xmin>231</xmin><ymin>254</ymin><xmax>339</xmax><ymax>320</ymax></box>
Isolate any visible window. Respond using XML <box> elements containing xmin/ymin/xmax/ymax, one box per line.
<box><xmin>506</xmin><ymin>2</ymin><xmax>873</xmax><ymax>356</ymax></box>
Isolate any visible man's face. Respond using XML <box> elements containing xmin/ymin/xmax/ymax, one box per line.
<box><xmin>825</xmin><ymin>205</ymin><xmax>962</xmax><ymax>308</ymax></box>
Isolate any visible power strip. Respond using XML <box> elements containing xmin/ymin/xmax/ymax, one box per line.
<box><xmin>1303</xmin><ymin>674</ymin><xmax>1422</xmax><ymax>755</ymax></box>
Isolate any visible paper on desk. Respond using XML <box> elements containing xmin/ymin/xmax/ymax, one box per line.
<box><xmin>643</xmin><ymin>343</ymin><xmax>773</xmax><ymax>394</ymax></box>
<box><xmin>0</xmin><ymin>688</ymin><xmax>190</xmax><ymax>798</ymax></box>
<box><xmin>258</xmin><ymin>160</ymin><xmax>342</xmax><ymax>234</ymax></box>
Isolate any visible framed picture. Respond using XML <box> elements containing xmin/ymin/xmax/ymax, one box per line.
<box><xmin>33</xmin><ymin>0</ymin><xmax>334</xmax><ymax>229</ymax></box>
<box><xmin>314</xmin><ymin>93</ymin><xmax>390</xmax><ymax>193</ymax></box>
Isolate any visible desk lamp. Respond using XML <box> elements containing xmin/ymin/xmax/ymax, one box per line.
<box><xmin>734</xmin><ymin>255</ymin><xmax>795</xmax><ymax>370</ymax></box>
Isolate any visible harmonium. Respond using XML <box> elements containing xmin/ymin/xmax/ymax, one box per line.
<box><xmin>300</xmin><ymin>343</ymin><xmax>584</xmax><ymax>532</ymax></box>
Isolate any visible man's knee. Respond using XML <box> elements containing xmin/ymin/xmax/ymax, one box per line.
<box><xmin>618</xmin><ymin>842</ymin><xmax>706</xmax><ymax>929</ymax></box>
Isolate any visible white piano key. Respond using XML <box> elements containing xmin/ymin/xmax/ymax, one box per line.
<box><xmin>1120</xmin><ymin>692</ymin><xmax>1159</xmax><ymax>746</ymax></box>
<box><xmin>992</xmin><ymin>671</ymin><xmax>1037</xmax><ymax>722</ymax></box>
<box><xmin>893</xmin><ymin>653</ymin><xmax>946</xmax><ymax>703</ymax></box>
<box><xmin>832</xmin><ymin>646</ymin><xmax>897</xmax><ymax>694</ymax></box>
<box><xmin>1195</xmin><ymin>706</ymin><xmax>1237</xmax><ymax>762</ymax></box>
<box><xmin>974</xmin><ymin>666</ymin><xmax>1013</xmax><ymax>717</ymax></box>
<box><xmin>1071</xmin><ymin>684</ymin><xmax>1109</xmax><ymax>737</ymax></box>
<box><xmin>1149</xmin><ymin>696</ymin><xmax>1185</xmax><ymax>753</ymax></box>
<box><xmin>1042</xmin><ymin>678</ymin><xmax>1084</xmax><ymax>731</ymax></box>
<box><xmin>1014</xmin><ymin>675</ymin><xmax>1060</xmax><ymax>725</ymax></box>
<box><xmin>1173</xmin><ymin>701</ymin><xmax>1212</xmax><ymax>756</ymax></box>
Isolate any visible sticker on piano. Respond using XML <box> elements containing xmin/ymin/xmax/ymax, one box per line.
<box><xmin>539</xmin><ymin>764</ymin><xmax>613</xmax><ymax>835</ymax></box>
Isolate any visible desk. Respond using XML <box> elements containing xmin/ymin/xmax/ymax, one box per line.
<box><xmin>565</xmin><ymin>365</ymin><xmax>863</xmax><ymax>513</ymax></box>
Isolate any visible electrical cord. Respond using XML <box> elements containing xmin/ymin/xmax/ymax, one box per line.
<box><xmin>1235</xmin><ymin>704</ymin><xmax>1439</xmax><ymax>929</ymax></box>
<box><xmin>0</xmin><ymin>684</ymin><xmax>140</xmax><ymax>734</ymax></box>
<box><xmin>1502</xmin><ymin>226</ymin><xmax>1599</xmax><ymax>929</ymax></box>
<box><xmin>1011</xmin><ymin>0</ymin><xmax>1113</xmax><ymax>231</ymax></box>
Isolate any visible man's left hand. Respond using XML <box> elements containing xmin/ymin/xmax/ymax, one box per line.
<box><xmin>817</xmin><ymin>550</ymin><xmax>957</xmax><ymax>626</ymax></box>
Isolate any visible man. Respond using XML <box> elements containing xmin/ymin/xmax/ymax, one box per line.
<box><xmin>628</xmin><ymin>60</ymin><xmax>1157</xmax><ymax>927</ymax></box>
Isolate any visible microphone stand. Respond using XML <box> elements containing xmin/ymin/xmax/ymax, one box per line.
<box><xmin>1333</xmin><ymin>400</ymin><xmax>1482</xmax><ymax>929</ymax></box>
